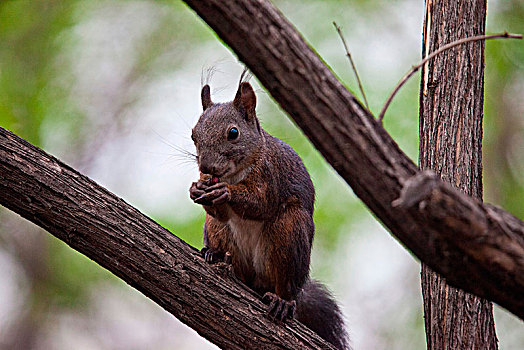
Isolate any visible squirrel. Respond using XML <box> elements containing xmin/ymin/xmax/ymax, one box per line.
<box><xmin>189</xmin><ymin>80</ymin><xmax>349</xmax><ymax>350</ymax></box>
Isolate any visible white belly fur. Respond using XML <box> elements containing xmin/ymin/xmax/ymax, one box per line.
<box><xmin>228</xmin><ymin>209</ymin><xmax>265</xmax><ymax>276</ymax></box>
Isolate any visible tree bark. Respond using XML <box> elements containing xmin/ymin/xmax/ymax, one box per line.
<box><xmin>0</xmin><ymin>127</ymin><xmax>334</xmax><ymax>350</ymax></box>
<box><xmin>419</xmin><ymin>1</ymin><xmax>498</xmax><ymax>349</ymax></box>
<box><xmin>181</xmin><ymin>0</ymin><xmax>524</xmax><ymax>319</ymax></box>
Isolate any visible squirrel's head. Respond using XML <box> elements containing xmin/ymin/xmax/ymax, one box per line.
<box><xmin>192</xmin><ymin>82</ymin><xmax>263</xmax><ymax>184</ymax></box>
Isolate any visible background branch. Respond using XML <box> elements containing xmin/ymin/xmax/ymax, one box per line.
<box><xmin>333</xmin><ymin>22</ymin><xmax>369</xmax><ymax>111</ymax></box>
<box><xmin>418</xmin><ymin>3</ymin><xmax>498</xmax><ymax>348</ymax></box>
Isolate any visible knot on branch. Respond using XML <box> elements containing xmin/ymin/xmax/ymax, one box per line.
<box><xmin>392</xmin><ymin>170</ymin><xmax>440</xmax><ymax>209</ymax></box>
<box><xmin>393</xmin><ymin>170</ymin><xmax>491</xmax><ymax>242</ymax></box>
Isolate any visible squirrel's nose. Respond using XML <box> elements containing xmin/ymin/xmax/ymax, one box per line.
<box><xmin>199</xmin><ymin>158</ymin><xmax>217</xmax><ymax>176</ymax></box>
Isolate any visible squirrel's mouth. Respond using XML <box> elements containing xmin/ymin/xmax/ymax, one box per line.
<box><xmin>199</xmin><ymin>166</ymin><xmax>230</xmax><ymax>181</ymax></box>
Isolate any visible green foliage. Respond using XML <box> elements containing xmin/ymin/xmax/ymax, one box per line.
<box><xmin>484</xmin><ymin>1</ymin><xmax>524</xmax><ymax>218</ymax></box>
<box><xmin>0</xmin><ymin>1</ymin><xmax>76</xmax><ymax>144</ymax></box>
<box><xmin>45</xmin><ymin>236</ymin><xmax>114</xmax><ymax>309</ymax></box>
<box><xmin>157</xmin><ymin>213</ymin><xmax>206</xmax><ymax>249</ymax></box>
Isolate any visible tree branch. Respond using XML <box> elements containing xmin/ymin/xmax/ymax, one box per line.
<box><xmin>333</xmin><ymin>22</ymin><xmax>370</xmax><ymax>111</ymax></box>
<box><xmin>182</xmin><ymin>0</ymin><xmax>524</xmax><ymax>319</ymax></box>
<box><xmin>0</xmin><ymin>127</ymin><xmax>334</xmax><ymax>349</ymax></box>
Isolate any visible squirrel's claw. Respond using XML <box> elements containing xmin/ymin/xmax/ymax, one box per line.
<box><xmin>189</xmin><ymin>178</ymin><xmax>215</xmax><ymax>201</ymax></box>
<box><xmin>189</xmin><ymin>181</ymin><xmax>205</xmax><ymax>201</ymax></box>
<box><xmin>200</xmin><ymin>247</ymin><xmax>225</xmax><ymax>264</ymax></box>
<box><xmin>211</xmin><ymin>191</ymin><xmax>230</xmax><ymax>205</ymax></box>
<box><xmin>282</xmin><ymin>301</ymin><xmax>296</xmax><ymax>320</ymax></box>
<box><xmin>270</xmin><ymin>298</ymin><xmax>285</xmax><ymax>321</ymax></box>
<box><xmin>194</xmin><ymin>185</ymin><xmax>230</xmax><ymax>206</ymax></box>
<box><xmin>191</xmin><ymin>179</ymin><xmax>230</xmax><ymax>206</ymax></box>
<box><xmin>262</xmin><ymin>292</ymin><xmax>296</xmax><ymax>321</ymax></box>
<box><xmin>204</xmin><ymin>182</ymin><xmax>228</xmax><ymax>192</ymax></box>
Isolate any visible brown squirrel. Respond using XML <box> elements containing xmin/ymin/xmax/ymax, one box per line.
<box><xmin>189</xmin><ymin>80</ymin><xmax>349</xmax><ymax>350</ymax></box>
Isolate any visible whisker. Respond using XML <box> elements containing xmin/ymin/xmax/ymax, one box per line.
<box><xmin>158</xmin><ymin>157</ymin><xmax>198</xmax><ymax>170</ymax></box>
<box><xmin>165</xmin><ymin>155</ymin><xmax>197</xmax><ymax>164</ymax></box>
<box><xmin>151</xmin><ymin>129</ymin><xmax>197</xmax><ymax>159</ymax></box>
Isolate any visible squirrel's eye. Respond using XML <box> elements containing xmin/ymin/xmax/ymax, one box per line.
<box><xmin>227</xmin><ymin>127</ymin><xmax>239</xmax><ymax>140</ymax></box>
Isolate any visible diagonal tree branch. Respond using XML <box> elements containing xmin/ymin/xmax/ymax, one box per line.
<box><xmin>181</xmin><ymin>0</ymin><xmax>524</xmax><ymax>319</ymax></box>
<box><xmin>0</xmin><ymin>127</ymin><xmax>334</xmax><ymax>350</ymax></box>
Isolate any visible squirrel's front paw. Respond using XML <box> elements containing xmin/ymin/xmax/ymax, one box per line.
<box><xmin>262</xmin><ymin>292</ymin><xmax>296</xmax><ymax>321</ymax></box>
<box><xmin>193</xmin><ymin>182</ymin><xmax>230</xmax><ymax>206</ymax></box>
<box><xmin>189</xmin><ymin>178</ymin><xmax>211</xmax><ymax>201</ymax></box>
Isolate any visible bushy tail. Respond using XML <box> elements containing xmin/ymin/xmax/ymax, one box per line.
<box><xmin>296</xmin><ymin>280</ymin><xmax>350</xmax><ymax>350</ymax></box>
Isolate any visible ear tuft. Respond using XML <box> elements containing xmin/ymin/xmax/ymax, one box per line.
<box><xmin>233</xmin><ymin>82</ymin><xmax>256</xmax><ymax>115</ymax></box>
<box><xmin>201</xmin><ymin>85</ymin><xmax>213</xmax><ymax>111</ymax></box>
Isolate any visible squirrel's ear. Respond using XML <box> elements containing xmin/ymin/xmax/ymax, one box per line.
<box><xmin>233</xmin><ymin>82</ymin><xmax>256</xmax><ymax>117</ymax></box>
<box><xmin>201</xmin><ymin>85</ymin><xmax>213</xmax><ymax>111</ymax></box>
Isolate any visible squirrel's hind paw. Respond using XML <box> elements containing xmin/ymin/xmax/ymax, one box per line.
<box><xmin>262</xmin><ymin>292</ymin><xmax>296</xmax><ymax>321</ymax></box>
<box><xmin>200</xmin><ymin>247</ymin><xmax>225</xmax><ymax>264</ymax></box>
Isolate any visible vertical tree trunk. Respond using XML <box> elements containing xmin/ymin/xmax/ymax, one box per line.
<box><xmin>419</xmin><ymin>1</ymin><xmax>498</xmax><ymax>349</ymax></box>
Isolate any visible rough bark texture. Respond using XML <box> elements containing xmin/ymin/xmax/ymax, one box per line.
<box><xmin>394</xmin><ymin>171</ymin><xmax>524</xmax><ymax>314</ymax></box>
<box><xmin>0</xmin><ymin>127</ymin><xmax>335</xmax><ymax>350</ymax></box>
<box><xmin>182</xmin><ymin>0</ymin><xmax>524</xmax><ymax>319</ymax></box>
<box><xmin>419</xmin><ymin>1</ymin><xmax>498</xmax><ymax>349</ymax></box>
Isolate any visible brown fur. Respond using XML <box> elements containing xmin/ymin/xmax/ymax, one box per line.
<box><xmin>198</xmin><ymin>131</ymin><xmax>313</xmax><ymax>299</ymax></box>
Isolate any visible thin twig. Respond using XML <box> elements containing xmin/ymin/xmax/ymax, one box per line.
<box><xmin>378</xmin><ymin>32</ymin><xmax>523</xmax><ymax>123</ymax></box>
<box><xmin>333</xmin><ymin>22</ymin><xmax>370</xmax><ymax>111</ymax></box>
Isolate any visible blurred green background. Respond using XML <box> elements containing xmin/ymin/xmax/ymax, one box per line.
<box><xmin>0</xmin><ymin>1</ymin><xmax>522</xmax><ymax>349</ymax></box>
